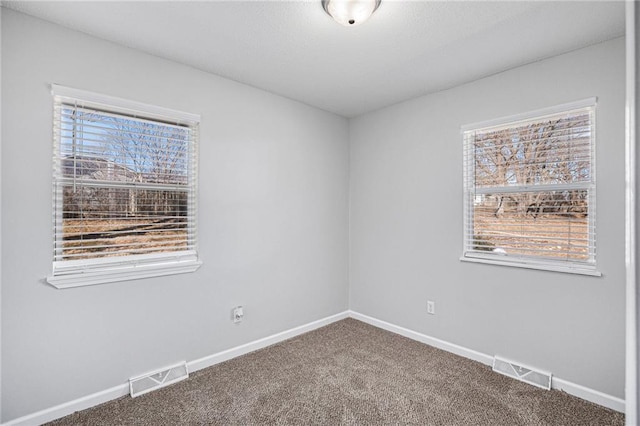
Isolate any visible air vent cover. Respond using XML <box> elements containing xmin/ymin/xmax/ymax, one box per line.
<box><xmin>492</xmin><ymin>356</ymin><xmax>552</xmax><ymax>390</ymax></box>
<box><xmin>129</xmin><ymin>361</ymin><xmax>188</xmax><ymax>398</ymax></box>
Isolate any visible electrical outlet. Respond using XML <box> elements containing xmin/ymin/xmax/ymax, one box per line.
<box><xmin>233</xmin><ymin>306</ymin><xmax>244</xmax><ymax>323</ymax></box>
<box><xmin>427</xmin><ymin>300</ymin><xmax>435</xmax><ymax>315</ymax></box>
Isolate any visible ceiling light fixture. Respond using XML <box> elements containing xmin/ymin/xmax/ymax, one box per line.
<box><xmin>321</xmin><ymin>0</ymin><xmax>381</xmax><ymax>27</ymax></box>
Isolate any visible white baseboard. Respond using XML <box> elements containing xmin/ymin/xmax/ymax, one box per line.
<box><xmin>348</xmin><ymin>311</ymin><xmax>494</xmax><ymax>365</ymax></box>
<box><xmin>187</xmin><ymin>311</ymin><xmax>350</xmax><ymax>373</ymax></box>
<box><xmin>2</xmin><ymin>309</ymin><xmax>624</xmax><ymax>425</ymax></box>
<box><xmin>349</xmin><ymin>310</ymin><xmax>625</xmax><ymax>413</ymax></box>
<box><xmin>1</xmin><ymin>311</ymin><xmax>349</xmax><ymax>426</ymax></box>
<box><xmin>552</xmin><ymin>377</ymin><xmax>625</xmax><ymax>413</ymax></box>
<box><xmin>2</xmin><ymin>384</ymin><xmax>129</xmax><ymax>426</ymax></box>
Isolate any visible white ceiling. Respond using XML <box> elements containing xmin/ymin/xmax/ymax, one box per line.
<box><xmin>4</xmin><ymin>1</ymin><xmax>625</xmax><ymax>117</ymax></box>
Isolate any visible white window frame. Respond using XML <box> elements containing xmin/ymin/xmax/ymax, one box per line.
<box><xmin>47</xmin><ymin>85</ymin><xmax>202</xmax><ymax>288</ymax></box>
<box><xmin>461</xmin><ymin>98</ymin><xmax>601</xmax><ymax>276</ymax></box>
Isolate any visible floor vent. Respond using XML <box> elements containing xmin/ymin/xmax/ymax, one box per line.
<box><xmin>492</xmin><ymin>356</ymin><xmax>552</xmax><ymax>390</ymax></box>
<box><xmin>129</xmin><ymin>361</ymin><xmax>189</xmax><ymax>398</ymax></box>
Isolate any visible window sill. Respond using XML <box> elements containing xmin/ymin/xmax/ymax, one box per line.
<box><xmin>47</xmin><ymin>258</ymin><xmax>202</xmax><ymax>289</ymax></box>
<box><xmin>460</xmin><ymin>254</ymin><xmax>602</xmax><ymax>277</ymax></box>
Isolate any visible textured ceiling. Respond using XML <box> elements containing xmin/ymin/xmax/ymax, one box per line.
<box><xmin>3</xmin><ymin>1</ymin><xmax>626</xmax><ymax>117</ymax></box>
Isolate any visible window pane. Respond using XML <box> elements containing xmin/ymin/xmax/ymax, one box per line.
<box><xmin>472</xmin><ymin>190</ymin><xmax>591</xmax><ymax>261</ymax></box>
<box><xmin>58</xmin><ymin>186</ymin><xmax>191</xmax><ymax>260</ymax></box>
<box><xmin>60</xmin><ymin>108</ymin><xmax>189</xmax><ymax>185</ymax></box>
<box><xmin>474</xmin><ymin>113</ymin><xmax>592</xmax><ymax>188</ymax></box>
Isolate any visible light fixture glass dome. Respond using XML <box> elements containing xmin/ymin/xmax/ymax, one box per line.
<box><xmin>322</xmin><ymin>0</ymin><xmax>382</xmax><ymax>27</ymax></box>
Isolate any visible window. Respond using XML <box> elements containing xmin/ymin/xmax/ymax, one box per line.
<box><xmin>48</xmin><ymin>85</ymin><xmax>201</xmax><ymax>288</ymax></box>
<box><xmin>461</xmin><ymin>98</ymin><xmax>599</xmax><ymax>276</ymax></box>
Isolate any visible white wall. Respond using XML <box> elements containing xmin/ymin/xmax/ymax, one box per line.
<box><xmin>349</xmin><ymin>38</ymin><xmax>626</xmax><ymax>399</ymax></box>
<box><xmin>0</xmin><ymin>9</ymin><xmax>349</xmax><ymax>422</ymax></box>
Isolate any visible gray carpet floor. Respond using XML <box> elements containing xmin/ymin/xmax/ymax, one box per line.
<box><xmin>48</xmin><ymin>318</ymin><xmax>624</xmax><ymax>425</ymax></box>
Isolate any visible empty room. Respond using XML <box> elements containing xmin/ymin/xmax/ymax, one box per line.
<box><xmin>1</xmin><ymin>0</ymin><xmax>639</xmax><ymax>425</ymax></box>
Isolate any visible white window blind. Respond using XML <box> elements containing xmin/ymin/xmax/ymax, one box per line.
<box><xmin>462</xmin><ymin>99</ymin><xmax>599</xmax><ymax>275</ymax></box>
<box><xmin>48</xmin><ymin>85</ymin><xmax>201</xmax><ymax>288</ymax></box>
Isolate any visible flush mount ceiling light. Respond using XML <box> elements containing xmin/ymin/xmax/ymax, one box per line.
<box><xmin>321</xmin><ymin>0</ymin><xmax>382</xmax><ymax>26</ymax></box>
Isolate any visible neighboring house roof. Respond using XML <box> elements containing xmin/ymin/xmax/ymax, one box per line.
<box><xmin>61</xmin><ymin>155</ymin><xmax>187</xmax><ymax>185</ymax></box>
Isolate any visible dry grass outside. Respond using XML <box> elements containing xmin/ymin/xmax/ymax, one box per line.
<box><xmin>474</xmin><ymin>214</ymin><xmax>590</xmax><ymax>260</ymax></box>
<box><xmin>62</xmin><ymin>215</ymin><xmax>589</xmax><ymax>261</ymax></box>
<box><xmin>61</xmin><ymin>218</ymin><xmax>188</xmax><ymax>259</ymax></box>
